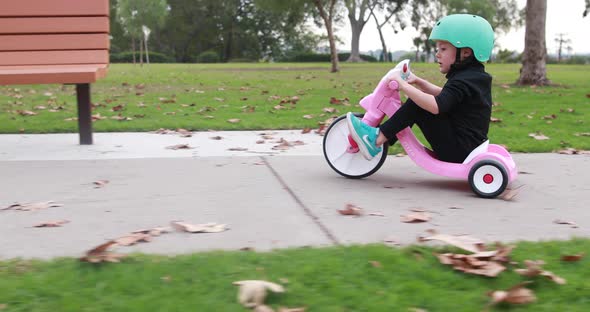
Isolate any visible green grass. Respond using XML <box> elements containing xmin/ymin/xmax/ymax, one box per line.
<box><xmin>1</xmin><ymin>63</ymin><xmax>588</xmax><ymax>153</ymax></box>
<box><xmin>0</xmin><ymin>239</ymin><xmax>588</xmax><ymax>311</ymax></box>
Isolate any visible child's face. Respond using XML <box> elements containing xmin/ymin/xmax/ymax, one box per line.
<box><xmin>435</xmin><ymin>41</ymin><xmax>457</xmax><ymax>74</ymax></box>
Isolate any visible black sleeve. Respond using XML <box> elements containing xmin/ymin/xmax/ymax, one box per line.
<box><xmin>434</xmin><ymin>79</ymin><xmax>469</xmax><ymax>113</ymax></box>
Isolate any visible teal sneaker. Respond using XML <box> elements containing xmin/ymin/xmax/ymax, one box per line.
<box><xmin>346</xmin><ymin>112</ymin><xmax>382</xmax><ymax>160</ymax></box>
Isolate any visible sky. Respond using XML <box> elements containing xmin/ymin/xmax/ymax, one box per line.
<box><xmin>333</xmin><ymin>0</ymin><xmax>590</xmax><ymax>55</ymax></box>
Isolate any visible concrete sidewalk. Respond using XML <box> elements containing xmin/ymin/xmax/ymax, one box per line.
<box><xmin>1</xmin><ymin>132</ymin><xmax>588</xmax><ymax>259</ymax></box>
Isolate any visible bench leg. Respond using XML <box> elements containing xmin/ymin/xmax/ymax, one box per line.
<box><xmin>76</xmin><ymin>83</ymin><xmax>93</xmax><ymax>145</ymax></box>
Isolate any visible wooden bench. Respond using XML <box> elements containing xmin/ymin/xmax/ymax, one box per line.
<box><xmin>0</xmin><ymin>0</ymin><xmax>110</xmax><ymax>144</ymax></box>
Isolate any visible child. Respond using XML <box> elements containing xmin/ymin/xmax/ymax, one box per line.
<box><xmin>347</xmin><ymin>14</ymin><xmax>494</xmax><ymax>164</ymax></box>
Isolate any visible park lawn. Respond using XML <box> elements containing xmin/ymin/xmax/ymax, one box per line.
<box><xmin>0</xmin><ymin>238</ymin><xmax>588</xmax><ymax>311</ymax></box>
<box><xmin>0</xmin><ymin>62</ymin><xmax>588</xmax><ymax>153</ymax></box>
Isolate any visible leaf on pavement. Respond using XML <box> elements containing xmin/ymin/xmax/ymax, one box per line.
<box><xmin>171</xmin><ymin>221</ymin><xmax>228</xmax><ymax>233</ymax></box>
<box><xmin>2</xmin><ymin>201</ymin><xmax>63</xmax><ymax>211</ymax></box>
<box><xmin>500</xmin><ymin>185</ymin><xmax>524</xmax><ymax>201</ymax></box>
<box><xmin>233</xmin><ymin>280</ymin><xmax>285</xmax><ymax>308</ymax></box>
<box><xmin>487</xmin><ymin>282</ymin><xmax>536</xmax><ymax>307</ymax></box>
<box><xmin>338</xmin><ymin>203</ymin><xmax>363</xmax><ymax>216</ymax></box>
<box><xmin>401</xmin><ymin>211</ymin><xmax>431</xmax><ymax>223</ymax></box>
<box><xmin>114</xmin><ymin>233</ymin><xmax>153</xmax><ymax>246</ymax></box>
<box><xmin>166</xmin><ymin>144</ymin><xmax>192</xmax><ymax>150</ymax></box>
<box><xmin>132</xmin><ymin>226</ymin><xmax>172</xmax><ymax>236</ymax></box>
<box><xmin>93</xmin><ymin>180</ymin><xmax>110</xmax><ymax>188</ymax></box>
<box><xmin>33</xmin><ymin>220</ymin><xmax>70</xmax><ymax>227</ymax></box>
<box><xmin>553</xmin><ymin>219</ymin><xmax>579</xmax><ymax>228</ymax></box>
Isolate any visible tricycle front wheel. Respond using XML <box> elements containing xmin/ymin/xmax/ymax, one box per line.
<box><xmin>322</xmin><ymin>113</ymin><xmax>388</xmax><ymax>179</ymax></box>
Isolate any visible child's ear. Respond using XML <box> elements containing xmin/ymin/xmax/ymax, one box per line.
<box><xmin>462</xmin><ymin>48</ymin><xmax>473</xmax><ymax>59</ymax></box>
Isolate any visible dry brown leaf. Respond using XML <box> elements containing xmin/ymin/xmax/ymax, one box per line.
<box><xmin>515</xmin><ymin>260</ymin><xmax>566</xmax><ymax>284</ymax></box>
<box><xmin>561</xmin><ymin>253</ymin><xmax>584</xmax><ymax>262</ymax></box>
<box><xmin>254</xmin><ymin>305</ymin><xmax>274</xmax><ymax>312</ymax></box>
<box><xmin>369</xmin><ymin>260</ymin><xmax>382</xmax><ymax>268</ymax></box>
<box><xmin>171</xmin><ymin>221</ymin><xmax>228</xmax><ymax>233</ymax></box>
<box><xmin>80</xmin><ymin>240</ymin><xmax>126</xmax><ymax>263</ymax></box>
<box><xmin>278</xmin><ymin>307</ymin><xmax>306</xmax><ymax>312</ymax></box>
<box><xmin>500</xmin><ymin>185</ymin><xmax>524</xmax><ymax>201</ymax></box>
<box><xmin>33</xmin><ymin>220</ymin><xmax>69</xmax><ymax>227</ymax></box>
<box><xmin>210</xmin><ymin>135</ymin><xmax>223</xmax><ymax>140</ymax></box>
<box><xmin>487</xmin><ymin>282</ymin><xmax>536</xmax><ymax>306</ymax></box>
<box><xmin>553</xmin><ymin>219</ymin><xmax>579</xmax><ymax>228</ymax></box>
<box><xmin>93</xmin><ymin>180</ymin><xmax>110</xmax><ymax>188</ymax></box>
<box><xmin>227</xmin><ymin>118</ymin><xmax>241</xmax><ymax>123</ymax></box>
<box><xmin>114</xmin><ymin>233</ymin><xmax>153</xmax><ymax>246</ymax></box>
<box><xmin>2</xmin><ymin>201</ymin><xmax>63</xmax><ymax>211</ymax></box>
<box><xmin>166</xmin><ymin>144</ymin><xmax>192</xmax><ymax>150</ymax></box>
<box><xmin>233</xmin><ymin>280</ymin><xmax>285</xmax><ymax>308</ymax></box>
<box><xmin>228</xmin><ymin>147</ymin><xmax>248</xmax><ymax>151</ymax></box>
<box><xmin>338</xmin><ymin>203</ymin><xmax>363</xmax><ymax>216</ymax></box>
<box><xmin>419</xmin><ymin>231</ymin><xmax>486</xmax><ymax>253</ymax></box>
<box><xmin>401</xmin><ymin>212</ymin><xmax>431</xmax><ymax>223</ymax></box>
<box><xmin>528</xmin><ymin>133</ymin><xmax>550</xmax><ymax>140</ymax></box>
<box><xmin>132</xmin><ymin>226</ymin><xmax>171</xmax><ymax>236</ymax></box>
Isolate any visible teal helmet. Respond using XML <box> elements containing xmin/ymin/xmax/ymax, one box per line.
<box><xmin>429</xmin><ymin>14</ymin><xmax>494</xmax><ymax>62</ymax></box>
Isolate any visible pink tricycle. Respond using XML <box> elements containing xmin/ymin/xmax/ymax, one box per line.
<box><xmin>322</xmin><ymin>60</ymin><xmax>518</xmax><ymax>198</ymax></box>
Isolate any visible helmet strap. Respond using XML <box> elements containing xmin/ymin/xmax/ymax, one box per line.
<box><xmin>455</xmin><ymin>48</ymin><xmax>462</xmax><ymax>64</ymax></box>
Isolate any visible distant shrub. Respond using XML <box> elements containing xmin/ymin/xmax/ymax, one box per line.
<box><xmin>284</xmin><ymin>53</ymin><xmax>378</xmax><ymax>63</ymax></box>
<box><xmin>110</xmin><ymin>51</ymin><xmax>173</xmax><ymax>63</ymax></box>
<box><xmin>196</xmin><ymin>51</ymin><xmax>220</xmax><ymax>63</ymax></box>
<box><xmin>227</xmin><ymin>58</ymin><xmax>257</xmax><ymax>63</ymax></box>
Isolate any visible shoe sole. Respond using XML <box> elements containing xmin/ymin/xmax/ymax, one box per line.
<box><xmin>346</xmin><ymin>113</ymin><xmax>375</xmax><ymax>161</ymax></box>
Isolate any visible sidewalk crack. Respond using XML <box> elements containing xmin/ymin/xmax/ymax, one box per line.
<box><xmin>261</xmin><ymin>156</ymin><xmax>339</xmax><ymax>245</ymax></box>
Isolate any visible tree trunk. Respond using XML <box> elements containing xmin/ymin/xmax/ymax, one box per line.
<box><xmin>139</xmin><ymin>38</ymin><xmax>144</xmax><ymax>67</ymax></box>
<box><xmin>131</xmin><ymin>39</ymin><xmax>136</xmax><ymax>65</ymax></box>
<box><xmin>144</xmin><ymin>36</ymin><xmax>150</xmax><ymax>64</ymax></box>
<box><xmin>346</xmin><ymin>0</ymin><xmax>369</xmax><ymax>62</ymax></box>
<box><xmin>314</xmin><ymin>0</ymin><xmax>340</xmax><ymax>73</ymax></box>
<box><xmin>517</xmin><ymin>0</ymin><xmax>550</xmax><ymax>85</ymax></box>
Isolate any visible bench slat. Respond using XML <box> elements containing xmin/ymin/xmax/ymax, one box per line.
<box><xmin>0</xmin><ymin>1</ymin><xmax>109</xmax><ymax>17</ymax></box>
<box><xmin>0</xmin><ymin>34</ymin><xmax>109</xmax><ymax>51</ymax></box>
<box><xmin>0</xmin><ymin>65</ymin><xmax>108</xmax><ymax>85</ymax></box>
<box><xmin>0</xmin><ymin>17</ymin><xmax>109</xmax><ymax>34</ymax></box>
<box><xmin>0</xmin><ymin>50</ymin><xmax>109</xmax><ymax>66</ymax></box>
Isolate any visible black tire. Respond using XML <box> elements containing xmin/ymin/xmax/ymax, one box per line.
<box><xmin>322</xmin><ymin>113</ymin><xmax>388</xmax><ymax>179</ymax></box>
<box><xmin>468</xmin><ymin>159</ymin><xmax>508</xmax><ymax>198</ymax></box>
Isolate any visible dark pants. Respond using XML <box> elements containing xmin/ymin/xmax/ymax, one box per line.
<box><xmin>378</xmin><ymin>99</ymin><xmax>468</xmax><ymax>163</ymax></box>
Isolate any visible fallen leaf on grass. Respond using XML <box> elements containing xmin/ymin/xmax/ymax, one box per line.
<box><xmin>254</xmin><ymin>305</ymin><xmax>274</xmax><ymax>312</ymax></box>
<box><xmin>171</xmin><ymin>221</ymin><xmax>228</xmax><ymax>233</ymax></box>
<box><xmin>80</xmin><ymin>240</ymin><xmax>126</xmax><ymax>263</ymax></box>
<box><xmin>487</xmin><ymin>282</ymin><xmax>536</xmax><ymax>307</ymax></box>
<box><xmin>278</xmin><ymin>307</ymin><xmax>306</xmax><ymax>312</ymax></box>
<box><xmin>528</xmin><ymin>133</ymin><xmax>550</xmax><ymax>140</ymax></box>
<box><xmin>233</xmin><ymin>280</ymin><xmax>285</xmax><ymax>308</ymax></box>
<box><xmin>2</xmin><ymin>201</ymin><xmax>62</xmax><ymax>211</ymax></box>
<box><xmin>561</xmin><ymin>253</ymin><xmax>584</xmax><ymax>262</ymax></box>
<box><xmin>338</xmin><ymin>203</ymin><xmax>363</xmax><ymax>216</ymax></box>
<box><xmin>33</xmin><ymin>220</ymin><xmax>69</xmax><ymax>227</ymax></box>
<box><xmin>435</xmin><ymin>253</ymin><xmax>506</xmax><ymax>277</ymax></box>
<box><xmin>514</xmin><ymin>260</ymin><xmax>566</xmax><ymax>284</ymax></box>
<box><xmin>166</xmin><ymin>144</ymin><xmax>192</xmax><ymax>150</ymax></box>
<box><xmin>401</xmin><ymin>212</ymin><xmax>431</xmax><ymax>223</ymax></box>
<box><xmin>93</xmin><ymin>180</ymin><xmax>109</xmax><ymax>188</ymax></box>
<box><xmin>419</xmin><ymin>230</ymin><xmax>486</xmax><ymax>253</ymax></box>
<box><xmin>227</xmin><ymin>118</ymin><xmax>241</xmax><ymax>123</ymax></box>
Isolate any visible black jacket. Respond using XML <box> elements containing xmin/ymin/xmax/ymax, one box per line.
<box><xmin>434</xmin><ymin>62</ymin><xmax>492</xmax><ymax>156</ymax></box>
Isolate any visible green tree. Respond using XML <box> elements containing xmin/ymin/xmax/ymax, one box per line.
<box><xmin>116</xmin><ymin>0</ymin><xmax>169</xmax><ymax>65</ymax></box>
